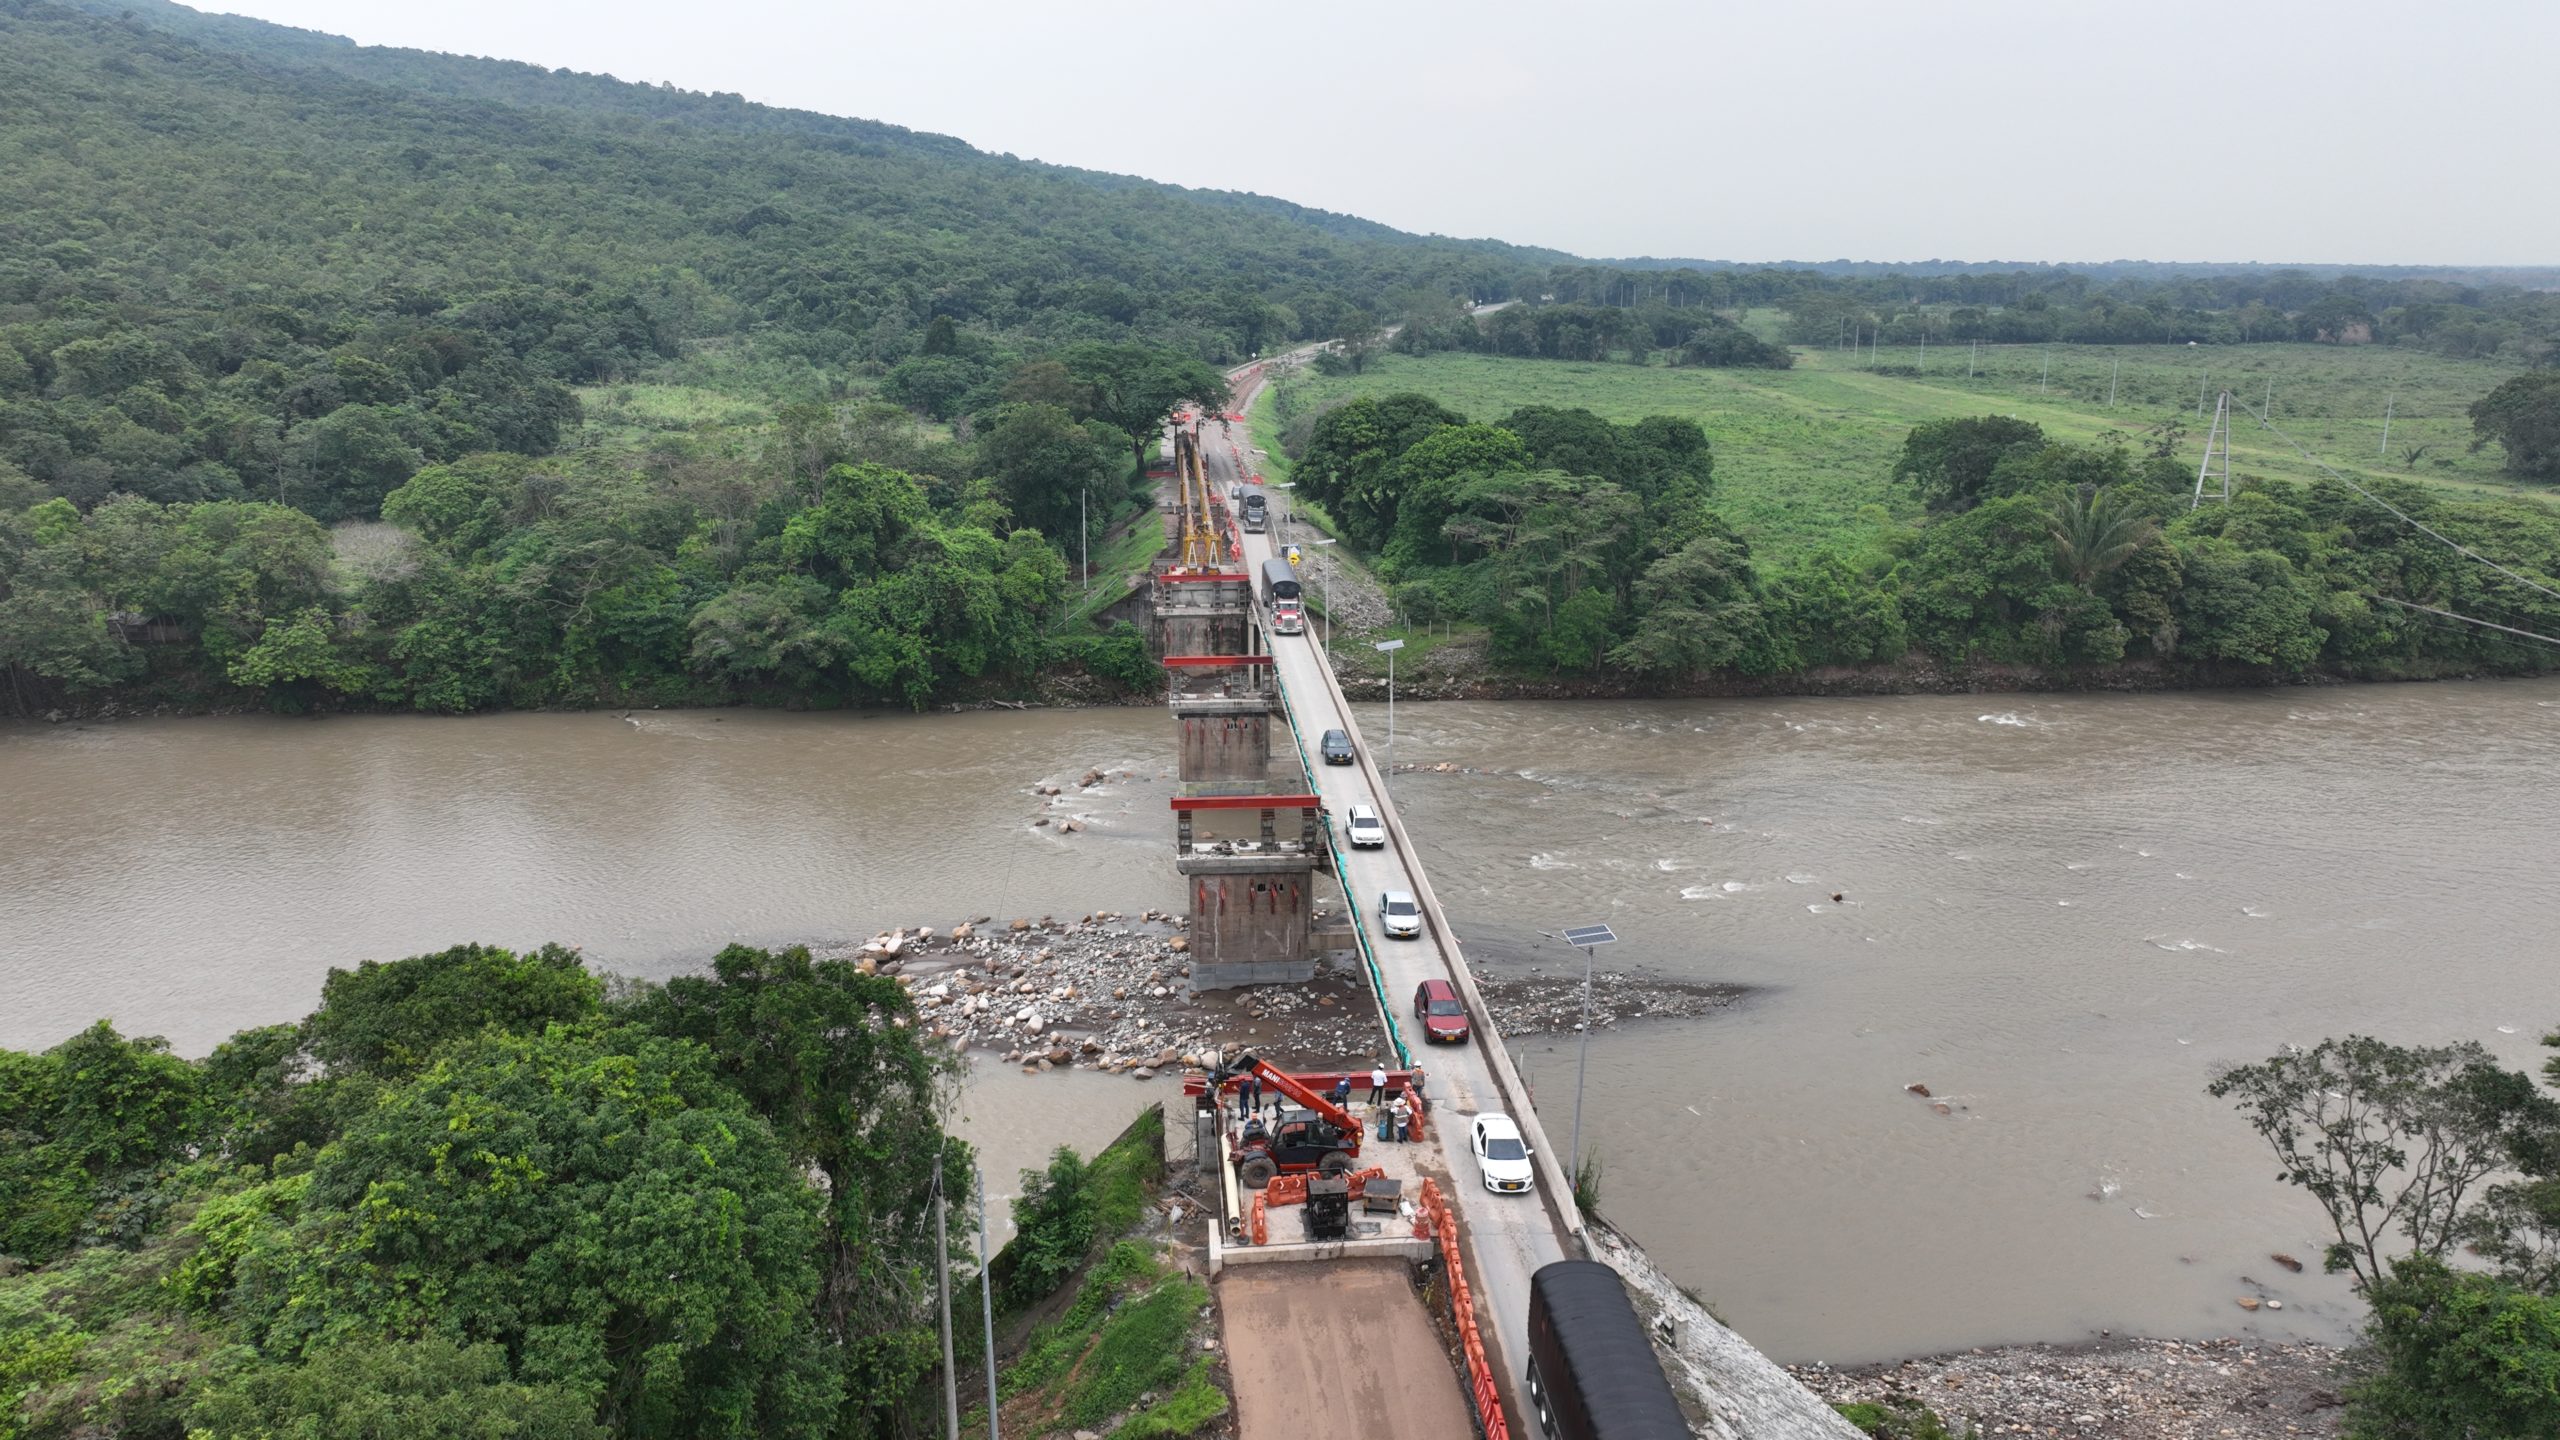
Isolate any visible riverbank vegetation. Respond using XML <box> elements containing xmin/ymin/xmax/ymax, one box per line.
<box><xmin>976</xmin><ymin>1110</ymin><xmax>1231</xmax><ymax>1440</ymax></box>
<box><xmin>0</xmin><ymin>942</ymin><xmax>981</xmax><ymax>1439</ymax></box>
<box><xmin>1261</xmin><ymin>344</ymin><xmax>2560</xmax><ymax>690</ymax></box>
<box><xmin>2211</xmin><ymin>1029</ymin><xmax>2560</xmax><ymax>1436</ymax></box>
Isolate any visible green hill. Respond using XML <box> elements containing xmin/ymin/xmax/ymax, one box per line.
<box><xmin>0</xmin><ymin>0</ymin><xmax>1551</xmax><ymax>509</ymax></box>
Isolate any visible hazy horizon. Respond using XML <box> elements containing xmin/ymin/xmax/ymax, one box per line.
<box><xmin>163</xmin><ymin>0</ymin><xmax>2557</xmax><ymax>269</ymax></box>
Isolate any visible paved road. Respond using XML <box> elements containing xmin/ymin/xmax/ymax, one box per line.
<box><xmin>1192</xmin><ymin>415</ymin><xmax>1567</xmax><ymax>1422</ymax></box>
<box><xmin>1220</xmin><ymin>1260</ymin><xmax>1475</xmax><ymax>1440</ymax></box>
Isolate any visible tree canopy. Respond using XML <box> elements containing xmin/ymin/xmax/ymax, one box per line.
<box><xmin>0</xmin><ymin>941</ymin><xmax>978</xmax><ymax>1440</ymax></box>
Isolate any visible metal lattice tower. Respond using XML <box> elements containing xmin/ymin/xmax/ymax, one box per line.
<box><xmin>2193</xmin><ymin>390</ymin><xmax>2234</xmax><ymax>510</ymax></box>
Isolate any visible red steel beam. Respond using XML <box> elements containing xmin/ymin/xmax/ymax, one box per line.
<box><xmin>1162</xmin><ymin>654</ymin><xmax>1274</xmax><ymax>667</ymax></box>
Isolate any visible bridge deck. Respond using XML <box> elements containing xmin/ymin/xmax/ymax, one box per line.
<box><xmin>1191</xmin><ymin>413</ymin><xmax>1579</xmax><ymax>1423</ymax></box>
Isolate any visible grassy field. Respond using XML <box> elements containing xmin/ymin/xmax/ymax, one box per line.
<box><xmin>1254</xmin><ymin>343</ymin><xmax>2542</xmax><ymax>567</ymax></box>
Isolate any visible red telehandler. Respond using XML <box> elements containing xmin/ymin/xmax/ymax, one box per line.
<box><xmin>1208</xmin><ymin>1053</ymin><xmax>1364</xmax><ymax>1189</ymax></box>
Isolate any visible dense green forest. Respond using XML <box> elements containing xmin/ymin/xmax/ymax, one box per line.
<box><xmin>5</xmin><ymin>0</ymin><xmax>2558</xmax><ymax>716</ymax></box>
<box><xmin>1283</xmin><ymin>390</ymin><xmax>2560</xmax><ymax>685</ymax></box>
<box><xmin>0</xmin><ymin>943</ymin><xmax>987</xmax><ymax>1440</ymax></box>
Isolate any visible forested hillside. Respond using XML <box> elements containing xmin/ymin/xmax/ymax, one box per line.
<box><xmin>0</xmin><ymin>0</ymin><xmax>1546</xmax><ymax>512</ymax></box>
<box><xmin>0</xmin><ymin>0</ymin><xmax>1567</xmax><ymax>715</ymax></box>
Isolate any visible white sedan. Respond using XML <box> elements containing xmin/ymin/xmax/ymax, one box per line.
<box><xmin>1345</xmin><ymin>804</ymin><xmax>1386</xmax><ymax>849</ymax></box>
<box><xmin>1379</xmin><ymin>889</ymin><xmax>1422</xmax><ymax>939</ymax></box>
<box><xmin>1471</xmin><ymin>1113</ymin><xmax>1535</xmax><ymax>1194</ymax></box>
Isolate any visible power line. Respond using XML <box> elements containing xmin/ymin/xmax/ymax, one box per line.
<box><xmin>2239</xmin><ymin>401</ymin><xmax>2560</xmax><ymax>607</ymax></box>
<box><xmin>2370</xmin><ymin>596</ymin><xmax>2560</xmax><ymax>650</ymax></box>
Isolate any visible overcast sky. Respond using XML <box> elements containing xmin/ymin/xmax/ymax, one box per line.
<box><xmin>189</xmin><ymin>0</ymin><xmax>2553</xmax><ymax>266</ymax></box>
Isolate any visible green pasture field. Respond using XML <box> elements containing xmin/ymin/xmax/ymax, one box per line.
<box><xmin>1255</xmin><ymin>344</ymin><xmax>2541</xmax><ymax>567</ymax></box>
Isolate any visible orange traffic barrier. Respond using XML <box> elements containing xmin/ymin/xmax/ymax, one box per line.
<box><xmin>1249</xmin><ymin>1193</ymin><xmax>1269</xmax><ymax>1246</ymax></box>
<box><xmin>1417</xmin><ymin>1179</ymin><xmax>1510</xmax><ymax>1440</ymax></box>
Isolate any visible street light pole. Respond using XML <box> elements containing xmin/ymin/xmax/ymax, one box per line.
<box><xmin>1572</xmin><ymin>941</ymin><xmax>1593</xmax><ymax>1174</ymax></box>
<box><xmin>1554</xmin><ymin>924</ymin><xmax>1618</xmax><ymax>1181</ymax></box>
<box><xmin>1304</xmin><ymin>537</ymin><xmax>1337</xmax><ymax>648</ymax></box>
<box><xmin>1372</xmin><ymin>639</ymin><xmax>1403</xmax><ymax>786</ymax></box>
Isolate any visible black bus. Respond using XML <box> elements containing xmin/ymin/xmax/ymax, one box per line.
<box><xmin>1259</xmin><ymin>557</ymin><xmax>1302</xmax><ymax>605</ymax></box>
<box><xmin>1525</xmin><ymin>1261</ymin><xmax>1687</xmax><ymax>1440</ymax></box>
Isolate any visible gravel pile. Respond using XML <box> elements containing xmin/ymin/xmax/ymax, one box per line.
<box><xmin>1787</xmin><ymin>1336</ymin><xmax>2350</xmax><ymax>1440</ymax></box>
<box><xmin>811</xmin><ymin>912</ymin><xmax>1392</xmax><ymax>1077</ymax></box>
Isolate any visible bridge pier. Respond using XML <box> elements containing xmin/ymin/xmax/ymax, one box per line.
<box><xmin>1151</xmin><ymin>570</ymin><xmax>1254</xmax><ymax>658</ymax></box>
<box><xmin>1170</xmin><ymin>790</ymin><xmax>1320</xmax><ymax>990</ymax></box>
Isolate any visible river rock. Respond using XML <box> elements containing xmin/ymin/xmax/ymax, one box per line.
<box><xmin>1010</xmin><ymin>918</ymin><xmax>1031</xmax><ymax>932</ymax></box>
<box><xmin>2235</xmin><ymin>1296</ymin><xmax>2260</xmax><ymax>1311</ymax></box>
<box><xmin>1167</xmin><ymin>936</ymin><xmax>1189</xmax><ymax>953</ymax></box>
<box><xmin>1134</xmin><ymin>1067</ymin><xmax>1155</xmax><ymax>1080</ymax></box>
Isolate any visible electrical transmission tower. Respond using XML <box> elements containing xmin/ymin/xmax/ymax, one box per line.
<box><xmin>2192</xmin><ymin>390</ymin><xmax>2234</xmax><ymax>510</ymax></box>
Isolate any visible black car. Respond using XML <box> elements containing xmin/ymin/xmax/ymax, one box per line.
<box><xmin>1320</xmin><ymin>729</ymin><xmax>1354</xmax><ymax>765</ymax></box>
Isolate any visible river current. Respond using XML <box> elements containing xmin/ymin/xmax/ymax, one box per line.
<box><xmin>6</xmin><ymin>684</ymin><xmax>2555</xmax><ymax>1359</ymax></box>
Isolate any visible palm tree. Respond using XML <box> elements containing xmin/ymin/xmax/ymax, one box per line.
<box><xmin>2047</xmin><ymin>485</ymin><xmax>2158</xmax><ymax>587</ymax></box>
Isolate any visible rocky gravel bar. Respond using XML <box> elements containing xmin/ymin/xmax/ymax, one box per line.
<box><xmin>1475</xmin><ymin>971</ymin><xmax>1748</xmax><ymax>1036</ymax></box>
<box><xmin>808</xmin><ymin>911</ymin><xmax>1396</xmax><ymax>1076</ymax></box>
<box><xmin>1787</xmin><ymin>1336</ymin><xmax>2349</xmax><ymax>1440</ymax></box>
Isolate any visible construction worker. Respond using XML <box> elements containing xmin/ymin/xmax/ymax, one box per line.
<box><xmin>1369</xmin><ymin>1063</ymin><xmax>1388</xmax><ymax>1109</ymax></box>
<box><xmin>1388</xmin><ymin>1092</ymin><xmax>1410</xmax><ymax>1143</ymax></box>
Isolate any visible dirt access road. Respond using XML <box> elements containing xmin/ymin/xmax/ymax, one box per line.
<box><xmin>1218</xmin><ymin>1260</ymin><xmax>1475</xmax><ymax>1440</ymax></box>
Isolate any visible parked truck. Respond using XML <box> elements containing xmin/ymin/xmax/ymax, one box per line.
<box><xmin>1238</xmin><ymin>490</ymin><xmax>1267</xmax><ymax>533</ymax></box>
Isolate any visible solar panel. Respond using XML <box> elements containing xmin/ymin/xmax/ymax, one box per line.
<box><xmin>1561</xmin><ymin>924</ymin><xmax>1617</xmax><ymax>947</ymax></box>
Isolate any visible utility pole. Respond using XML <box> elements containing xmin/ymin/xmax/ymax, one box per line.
<box><xmin>936</xmin><ymin>1155</ymin><xmax>958</xmax><ymax>1440</ymax></box>
<box><xmin>2107</xmin><ymin>356</ymin><xmax>2120</xmax><ymax>407</ymax></box>
<box><xmin>2194</xmin><ymin>391</ymin><xmax>2234</xmax><ymax>510</ymax></box>
<box><xmin>2198</xmin><ymin>372</ymin><xmax>2209</xmax><ymax>418</ymax></box>
<box><xmin>2263</xmin><ymin>375</ymin><xmax>2273</xmax><ymax>419</ymax></box>
<box><xmin>1969</xmin><ymin>339</ymin><xmax>1978</xmax><ymax>378</ymax></box>
<box><xmin>976</xmin><ymin>1165</ymin><xmax>997</xmax><ymax>1440</ymax></box>
<box><xmin>1079</xmin><ymin>490</ymin><xmax>1089</xmax><ymax>594</ymax></box>
<box><xmin>2040</xmin><ymin>345</ymin><xmax>2050</xmax><ymax>394</ymax></box>
<box><xmin>2379</xmin><ymin>394</ymin><xmax>2395</xmax><ymax>459</ymax></box>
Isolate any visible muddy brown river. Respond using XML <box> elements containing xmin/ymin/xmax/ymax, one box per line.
<box><xmin>6</xmin><ymin>684</ymin><xmax>2556</xmax><ymax>1360</ymax></box>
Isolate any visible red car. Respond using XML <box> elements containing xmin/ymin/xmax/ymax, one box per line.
<box><xmin>1413</xmin><ymin>979</ymin><xmax>1470</xmax><ymax>1044</ymax></box>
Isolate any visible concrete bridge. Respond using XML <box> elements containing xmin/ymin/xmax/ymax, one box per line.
<box><xmin>1148</xmin><ymin>374</ymin><xmax>1858</xmax><ymax>1440</ymax></box>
